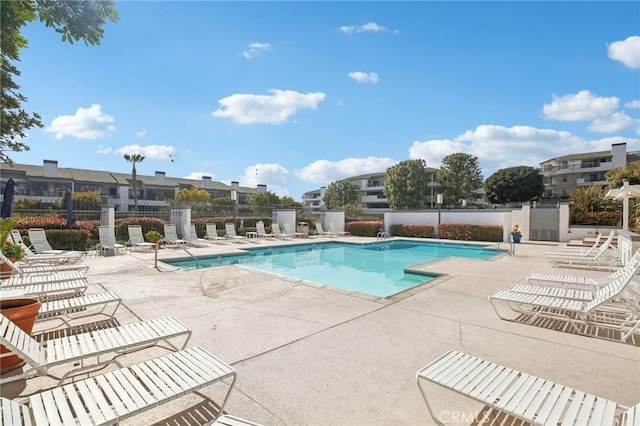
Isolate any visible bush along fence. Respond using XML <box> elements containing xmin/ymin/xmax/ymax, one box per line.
<box><xmin>389</xmin><ymin>224</ymin><xmax>435</xmax><ymax>238</ymax></box>
<box><xmin>436</xmin><ymin>224</ymin><xmax>503</xmax><ymax>242</ymax></box>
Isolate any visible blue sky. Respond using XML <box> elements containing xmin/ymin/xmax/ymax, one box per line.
<box><xmin>10</xmin><ymin>1</ymin><xmax>640</xmax><ymax>200</ymax></box>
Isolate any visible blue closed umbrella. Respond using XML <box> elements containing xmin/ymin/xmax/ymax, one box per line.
<box><xmin>1</xmin><ymin>178</ymin><xmax>15</xmax><ymax>218</ymax></box>
<box><xmin>64</xmin><ymin>191</ymin><xmax>77</xmax><ymax>228</ymax></box>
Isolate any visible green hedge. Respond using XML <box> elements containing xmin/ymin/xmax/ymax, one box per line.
<box><xmin>389</xmin><ymin>224</ymin><xmax>435</xmax><ymax>238</ymax></box>
<box><xmin>346</xmin><ymin>221</ymin><xmax>383</xmax><ymax>237</ymax></box>
<box><xmin>41</xmin><ymin>229</ymin><xmax>91</xmax><ymax>250</ymax></box>
<box><xmin>437</xmin><ymin>224</ymin><xmax>503</xmax><ymax>242</ymax></box>
<box><xmin>573</xmin><ymin>211</ymin><xmax>621</xmax><ymax>226</ymax></box>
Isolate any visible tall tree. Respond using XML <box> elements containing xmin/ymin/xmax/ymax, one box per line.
<box><xmin>485</xmin><ymin>166</ymin><xmax>544</xmax><ymax>204</ymax></box>
<box><xmin>1</xmin><ymin>1</ymin><xmax>119</xmax><ymax>164</ymax></box>
<box><xmin>322</xmin><ymin>180</ymin><xmax>359</xmax><ymax>210</ymax></box>
<box><xmin>123</xmin><ymin>154</ymin><xmax>145</xmax><ymax>211</ymax></box>
<box><xmin>437</xmin><ymin>153</ymin><xmax>483</xmax><ymax>205</ymax></box>
<box><xmin>384</xmin><ymin>159</ymin><xmax>430</xmax><ymax>210</ymax></box>
<box><xmin>605</xmin><ymin>161</ymin><xmax>640</xmax><ymax>188</ymax></box>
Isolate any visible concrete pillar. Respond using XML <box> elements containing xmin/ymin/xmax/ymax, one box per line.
<box><xmin>170</xmin><ymin>206</ymin><xmax>191</xmax><ymax>239</ymax></box>
<box><xmin>100</xmin><ymin>206</ymin><xmax>115</xmax><ymax>227</ymax></box>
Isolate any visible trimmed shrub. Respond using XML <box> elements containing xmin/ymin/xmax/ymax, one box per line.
<box><xmin>346</xmin><ymin>221</ymin><xmax>383</xmax><ymax>237</ymax></box>
<box><xmin>389</xmin><ymin>224</ymin><xmax>435</xmax><ymax>238</ymax></box>
<box><xmin>573</xmin><ymin>211</ymin><xmax>621</xmax><ymax>226</ymax></box>
<box><xmin>43</xmin><ymin>229</ymin><xmax>90</xmax><ymax>250</ymax></box>
<box><xmin>437</xmin><ymin>224</ymin><xmax>503</xmax><ymax>242</ymax></box>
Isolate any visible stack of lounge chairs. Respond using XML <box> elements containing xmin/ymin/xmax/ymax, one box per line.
<box><xmin>1</xmin><ymin>228</ymin><xmax>260</xmax><ymax>425</ymax></box>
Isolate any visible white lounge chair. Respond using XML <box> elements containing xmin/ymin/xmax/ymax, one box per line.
<box><xmin>127</xmin><ymin>225</ymin><xmax>156</xmax><ymax>250</ymax></box>
<box><xmin>417</xmin><ymin>350</ymin><xmax>639</xmax><ymax>426</ymax></box>
<box><xmin>544</xmin><ymin>231</ymin><xmax>621</xmax><ymax>271</ymax></box>
<box><xmin>163</xmin><ymin>223</ymin><xmax>188</xmax><ymax>246</ymax></box>
<box><xmin>0</xmin><ymin>279</ymin><xmax>88</xmax><ymax>301</ymax></box>
<box><xmin>98</xmin><ymin>226</ymin><xmax>126</xmax><ymax>255</ymax></box>
<box><xmin>186</xmin><ymin>224</ymin><xmax>211</xmax><ymax>247</ymax></box>
<box><xmin>327</xmin><ymin>223</ymin><xmax>350</xmax><ymax>237</ymax></box>
<box><xmin>0</xmin><ymin>270</ymin><xmax>87</xmax><ymax>287</ymax></box>
<box><xmin>559</xmin><ymin>232</ymin><xmax>604</xmax><ymax>255</ymax></box>
<box><xmin>256</xmin><ymin>221</ymin><xmax>274</xmax><ymax>238</ymax></box>
<box><xmin>205</xmin><ymin>223</ymin><xmax>226</xmax><ymax>242</ymax></box>
<box><xmin>0</xmin><ymin>251</ymin><xmax>89</xmax><ymax>276</ymax></box>
<box><xmin>271</xmin><ymin>223</ymin><xmax>291</xmax><ymax>239</ymax></box>
<box><xmin>314</xmin><ymin>222</ymin><xmax>336</xmax><ymax>237</ymax></box>
<box><xmin>284</xmin><ymin>223</ymin><xmax>305</xmax><ymax>238</ymax></box>
<box><xmin>27</xmin><ymin>228</ymin><xmax>83</xmax><ymax>256</ymax></box>
<box><xmin>209</xmin><ymin>415</ymin><xmax>264</xmax><ymax>426</ymax></box>
<box><xmin>225</xmin><ymin>223</ymin><xmax>247</xmax><ymax>242</ymax></box>
<box><xmin>11</xmin><ymin>230</ymin><xmax>84</xmax><ymax>264</ymax></box>
<box><xmin>527</xmin><ymin>248</ymin><xmax>640</xmax><ymax>291</ymax></box>
<box><xmin>38</xmin><ymin>291</ymin><xmax>122</xmax><ymax>329</ymax></box>
<box><xmin>0</xmin><ymin>315</ymin><xmax>191</xmax><ymax>384</ymax></box>
<box><xmin>489</xmin><ymin>265</ymin><xmax>640</xmax><ymax>343</ymax></box>
<box><xmin>0</xmin><ymin>346</ymin><xmax>236</xmax><ymax>425</ymax></box>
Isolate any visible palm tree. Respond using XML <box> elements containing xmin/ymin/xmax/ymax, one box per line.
<box><xmin>123</xmin><ymin>154</ymin><xmax>145</xmax><ymax>211</ymax></box>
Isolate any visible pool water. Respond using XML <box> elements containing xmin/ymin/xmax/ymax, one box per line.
<box><xmin>168</xmin><ymin>240</ymin><xmax>500</xmax><ymax>298</ymax></box>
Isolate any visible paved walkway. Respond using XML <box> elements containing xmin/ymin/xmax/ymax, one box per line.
<box><xmin>4</xmin><ymin>237</ymin><xmax>639</xmax><ymax>425</ymax></box>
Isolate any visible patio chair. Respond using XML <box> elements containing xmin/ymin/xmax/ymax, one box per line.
<box><xmin>0</xmin><ymin>315</ymin><xmax>191</xmax><ymax>384</ymax></box>
<box><xmin>271</xmin><ymin>223</ymin><xmax>291</xmax><ymax>239</ymax></box>
<box><xmin>225</xmin><ymin>223</ymin><xmax>248</xmax><ymax>242</ymax></box>
<box><xmin>0</xmin><ymin>279</ymin><xmax>88</xmax><ymax>301</ymax></box>
<box><xmin>559</xmin><ymin>232</ymin><xmax>604</xmax><ymax>255</ymax></box>
<box><xmin>98</xmin><ymin>226</ymin><xmax>126</xmax><ymax>255</ymax></box>
<box><xmin>417</xmin><ymin>349</ymin><xmax>638</xmax><ymax>426</ymax></box>
<box><xmin>327</xmin><ymin>223</ymin><xmax>350</xmax><ymax>237</ymax></box>
<box><xmin>163</xmin><ymin>223</ymin><xmax>188</xmax><ymax>246</ymax></box>
<box><xmin>489</xmin><ymin>264</ymin><xmax>640</xmax><ymax>343</ymax></box>
<box><xmin>528</xmin><ymin>248</ymin><xmax>640</xmax><ymax>291</ymax></box>
<box><xmin>314</xmin><ymin>222</ymin><xmax>336</xmax><ymax>236</ymax></box>
<box><xmin>0</xmin><ymin>251</ymin><xmax>89</xmax><ymax>276</ymax></box>
<box><xmin>205</xmin><ymin>223</ymin><xmax>226</xmax><ymax>242</ymax></box>
<box><xmin>256</xmin><ymin>221</ymin><xmax>274</xmax><ymax>238</ymax></box>
<box><xmin>283</xmin><ymin>223</ymin><xmax>305</xmax><ymax>238</ymax></box>
<box><xmin>0</xmin><ymin>346</ymin><xmax>236</xmax><ymax>425</ymax></box>
<box><xmin>127</xmin><ymin>225</ymin><xmax>156</xmax><ymax>250</ymax></box>
<box><xmin>544</xmin><ymin>231</ymin><xmax>621</xmax><ymax>271</ymax></box>
<box><xmin>11</xmin><ymin>230</ymin><xmax>84</xmax><ymax>264</ymax></box>
<box><xmin>27</xmin><ymin>228</ymin><xmax>82</xmax><ymax>256</ymax></box>
<box><xmin>0</xmin><ymin>270</ymin><xmax>87</xmax><ymax>287</ymax></box>
<box><xmin>186</xmin><ymin>224</ymin><xmax>211</xmax><ymax>247</ymax></box>
<box><xmin>37</xmin><ymin>291</ymin><xmax>122</xmax><ymax>329</ymax></box>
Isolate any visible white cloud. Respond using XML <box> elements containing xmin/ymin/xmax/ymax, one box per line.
<box><xmin>241</xmin><ymin>163</ymin><xmax>289</xmax><ymax>196</ymax></box>
<box><xmin>96</xmin><ymin>144</ymin><xmax>112</xmax><ymax>155</ymax></box>
<box><xmin>184</xmin><ymin>172</ymin><xmax>215</xmax><ymax>180</ymax></box>
<box><xmin>608</xmin><ymin>35</ymin><xmax>640</xmax><ymax>68</ymax></box>
<box><xmin>337</xmin><ymin>22</ymin><xmax>393</xmax><ymax>35</ymax></box>
<box><xmin>45</xmin><ymin>104</ymin><xmax>115</xmax><ymax>140</ymax></box>
<box><xmin>409</xmin><ymin>124</ymin><xmax>640</xmax><ymax>177</ymax></box>
<box><xmin>348</xmin><ymin>71</ymin><xmax>379</xmax><ymax>84</ymax></box>
<box><xmin>242</xmin><ymin>42</ymin><xmax>271</xmax><ymax>59</ymax></box>
<box><xmin>212</xmin><ymin>90</ymin><xmax>326</xmax><ymax>124</ymax></box>
<box><xmin>136</xmin><ymin>129</ymin><xmax>146</xmax><ymax>138</ymax></box>
<box><xmin>296</xmin><ymin>156</ymin><xmax>397</xmax><ymax>184</ymax></box>
<box><xmin>587</xmin><ymin>112</ymin><xmax>640</xmax><ymax>133</ymax></box>
<box><xmin>114</xmin><ymin>144</ymin><xmax>175</xmax><ymax>160</ymax></box>
<box><xmin>542</xmin><ymin>90</ymin><xmax>619</xmax><ymax>121</ymax></box>
<box><xmin>626</xmin><ymin>100</ymin><xmax>640</xmax><ymax>109</ymax></box>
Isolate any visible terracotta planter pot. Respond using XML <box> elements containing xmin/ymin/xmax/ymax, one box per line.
<box><xmin>0</xmin><ymin>259</ymin><xmax>15</xmax><ymax>280</ymax></box>
<box><xmin>1</xmin><ymin>298</ymin><xmax>42</xmax><ymax>373</ymax></box>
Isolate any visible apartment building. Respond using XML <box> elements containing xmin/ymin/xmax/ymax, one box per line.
<box><xmin>540</xmin><ymin>142</ymin><xmax>639</xmax><ymax>196</ymax></box>
<box><xmin>0</xmin><ymin>160</ymin><xmax>266</xmax><ymax>211</ymax></box>
<box><xmin>302</xmin><ymin>168</ymin><xmax>441</xmax><ymax>214</ymax></box>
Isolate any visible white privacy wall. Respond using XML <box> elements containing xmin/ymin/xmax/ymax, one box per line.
<box><xmin>321</xmin><ymin>211</ymin><xmax>346</xmax><ymax>233</ymax></box>
<box><xmin>272</xmin><ymin>209</ymin><xmax>297</xmax><ymax>235</ymax></box>
<box><xmin>383</xmin><ymin>209</ymin><xmax>522</xmax><ymax>242</ymax></box>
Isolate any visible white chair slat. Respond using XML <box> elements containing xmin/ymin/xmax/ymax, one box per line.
<box><xmin>75</xmin><ymin>380</ymin><xmax>110</xmax><ymax>425</ymax></box>
<box><xmin>510</xmin><ymin>377</ymin><xmax>551</xmax><ymax>417</ymax></box>
<box><xmin>130</xmin><ymin>361</ymin><xmax>174</xmax><ymax>399</ymax></box>
<box><xmin>85</xmin><ymin>378</ymin><xmax>119</xmax><ymax>424</ymax></box>
<box><xmin>470</xmin><ymin>366</ymin><xmax>515</xmax><ymax>401</ymax></box>
<box><xmin>114</xmin><ymin>368</ymin><xmax>157</xmax><ymax>407</ymax></box>
<box><xmin>60</xmin><ymin>382</ymin><xmax>93</xmax><ymax>425</ymax></box>
<box><xmin>94</xmin><ymin>373</ymin><xmax>131</xmax><ymax>418</ymax></box>
<box><xmin>560</xmin><ymin>390</ymin><xmax>587</xmax><ymax>426</ymax></box>
<box><xmin>494</xmin><ymin>373</ymin><xmax>535</xmax><ymax>412</ymax></box>
<box><xmin>520</xmin><ymin>380</ymin><xmax>555</xmax><ymax>421</ymax></box>
<box><xmin>26</xmin><ymin>395</ymin><xmax>49</xmax><ymax>426</ymax></box>
<box><xmin>51</xmin><ymin>388</ymin><xmax>76</xmax><ymax>425</ymax></box>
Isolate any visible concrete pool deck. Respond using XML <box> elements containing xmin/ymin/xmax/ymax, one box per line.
<box><xmin>3</xmin><ymin>236</ymin><xmax>639</xmax><ymax>425</ymax></box>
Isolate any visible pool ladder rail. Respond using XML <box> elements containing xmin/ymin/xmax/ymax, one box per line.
<box><xmin>153</xmin><ymin>241</ymin><xmax>200</xmax><ymax>270</ymax></box>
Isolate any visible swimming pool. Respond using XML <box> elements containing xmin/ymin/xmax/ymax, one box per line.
<box><xmin>167</xmin><ymin>240</ymin><xmax>501</xmax><ymax>298</ymax></box>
